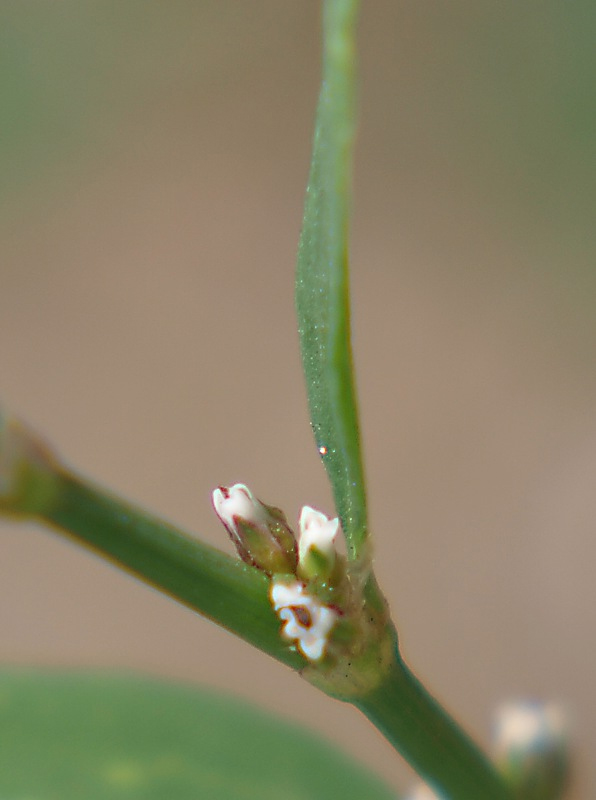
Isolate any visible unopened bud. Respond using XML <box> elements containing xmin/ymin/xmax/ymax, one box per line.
<box><xmin>298</xmin><ymin>506</ymin><xmax>339</xmax><ymax>579</ymax></box>
<box><xmin>493</xmin><ymin>701</ymin><xmax>569</xmax><ymax>800</ymax></box>
<box><xmin>212</xmin><ymin>484</ymin><xmax>297</xmax><ymax>575</ymax></box>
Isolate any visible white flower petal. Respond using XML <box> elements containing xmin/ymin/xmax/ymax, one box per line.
<box><xmin>271</xmin><ymin>581</ymin><xmax>307</xmax><ymax>610</ymax></box>
<box><xmin>270</xmin><ymin>580</ymin><xmax>338</xmax><ymax>662</ymax></box>
<box><xmin>212</xmin><ymin>483</ymin><xmax>266</xmax><ymax>532</ymax></box>
<box><xmin>298</xmin><ymin>506</ymin><xmax>339</xmax><ymax>562</ymax></box>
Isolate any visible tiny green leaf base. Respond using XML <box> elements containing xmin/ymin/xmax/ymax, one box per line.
<box><xmin>0</xmin><ymin>670</ymin><xmax>398</xmax><ymax>800</ymax></box>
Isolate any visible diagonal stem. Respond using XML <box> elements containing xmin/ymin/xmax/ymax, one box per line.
<box><xmin>354</xmin><ymin>651</ymin><xmax>515</xmax><ymax>800</ymax></box>
<box><xmin>43</xmin><ymin>470</ymin><xmax>304</xmax><ymax>669</ymax></box>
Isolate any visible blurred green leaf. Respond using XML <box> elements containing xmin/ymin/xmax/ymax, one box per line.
<box><xmin>296</xmin><ymin>0</ymin><xmax>367</xmax><ymax>561</ymax></box>
<box><xmin>0</xmin><ymin>671</ymin><xmax>397</xmax><ymax>800</ymax></box>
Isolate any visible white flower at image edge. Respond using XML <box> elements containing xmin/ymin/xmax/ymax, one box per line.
<box><xmin>270</xmin><ymin>581</ymin><xmax>337</xmax><ymax>661</ymax></box>
<box><xmin>494</xmin><ymin>701</ymin><xmax>566</xmax><ymax>755</ymax></box>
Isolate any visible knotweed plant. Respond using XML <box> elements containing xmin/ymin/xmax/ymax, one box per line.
<box><xmin>0</xmin><ymin>2</ymin><xmax>569</xmax><ymax>799</ymax></box>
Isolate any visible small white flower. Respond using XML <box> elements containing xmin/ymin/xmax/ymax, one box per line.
<box><xmin>298</xmin><ymin>506</ymin><xmax>339</xmax><ymax>563</ymax></box>
<box><xmin>212</xmin><ymin>484</ymin><xmax>267</xmax><ymax>534</ymax></box>
<box><xmin>270</xmin><ymin>581</ymin><xmax>337</xmax><ymax>661</ymax></box>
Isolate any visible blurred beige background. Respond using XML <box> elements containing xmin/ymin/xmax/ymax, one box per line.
<box><xmin>1</xmin><ymin>2</ymin><xmax>594</xmax><ymax>797</ymax></box>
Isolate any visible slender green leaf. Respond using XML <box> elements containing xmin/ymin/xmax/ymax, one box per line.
<box><xmin>296</xmin><ymin>0</ymin><xmax>367</xmax><ymax>560</ymax></box>
<box><xmin>0</xmin><ymin>671</ymin><xmax>398</xmax><ymax>800</ymax></box>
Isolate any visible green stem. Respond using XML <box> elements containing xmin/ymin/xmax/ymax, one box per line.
<box><xmin>354</xmin><ymin>652</ymin><xmax>514</xmax><ymax>800</ymax></box>
<box><xmin>0</xmin><ymin>415</ymin><xmax>305</xmax><ymax>670</ymax></box>
<box><xmin>41</xmin><ymin>470</ymin><xmax>304</xmax><ymax>671</ymax></box>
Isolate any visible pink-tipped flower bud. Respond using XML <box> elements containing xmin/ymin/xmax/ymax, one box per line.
<box><xmin>212</xmin><ymin>484</ymin><xmax>297</xmax><ymax>575</ymax></box>
<box><xmin>298</xmin><ymin>506</ymin><xmax>339</xmax><ymax>579</ymax></box>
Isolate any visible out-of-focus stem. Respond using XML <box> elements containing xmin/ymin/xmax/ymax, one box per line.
<box><xmin>354</xmin><ymin>651</ymin><xmax>515</xmax><ymax>800</ymax></box>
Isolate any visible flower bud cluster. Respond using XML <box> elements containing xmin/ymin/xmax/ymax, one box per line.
<box><xmin>212</xmin><ymin>484</ymin><xmax>344</xmax><ymax>661</ymax></box>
